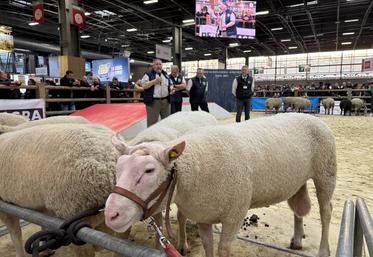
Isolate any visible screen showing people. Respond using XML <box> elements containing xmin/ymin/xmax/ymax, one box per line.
<box><xmin>195</xmin><ymin>0</ymin><xmax>256</xmax><ymax>39</ymax></box>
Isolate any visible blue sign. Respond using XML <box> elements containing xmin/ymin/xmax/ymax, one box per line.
<box><xmin>92</xmin><ymin>58</ymin><xmax>129</xmax><ymax>82</ymax></box>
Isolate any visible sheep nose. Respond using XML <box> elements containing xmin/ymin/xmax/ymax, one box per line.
<box><xmin>106</xmin><ymin>210</ymin><xmax>120</xmax><ymax>222</ymax></box>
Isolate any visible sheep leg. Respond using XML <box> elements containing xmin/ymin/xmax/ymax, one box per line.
<box><xmin>197</xmin><ymin>223</ymin><xmax>214</xmax><ymax>257</ymax></box>
<box><xmin>287</xmin><ymin>184</ymin><xmax>310</xmax><ymax>250</ymax></box>
<box><xmin>218</xmin><ymin>221</ymin><xmax>242</xmax><ymax>257</ymax></box>
<box><xmin>313</xmin><ymin>178</ymin><xmax>335</xmax><ymax>257</ymax></box>
<box><xmin>0</xmin><ymin>212</ymin><xmax>27</xmax><ymax>257</ymax></box>
<box><xmin>177</xmin><ymin>210</ymin><xmax>189</xmax><ymax>255</ymax></box>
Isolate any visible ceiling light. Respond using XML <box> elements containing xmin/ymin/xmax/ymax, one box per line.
<box><xmin>162</xmin><ymin>39</ymin><xmax>172</xmax><ymax>43</ymax></box>
<box><xmin>126</xmin><ymin>28</ymin><xmax>137</xmax><ymax>32</ymax></box>
<box><xmin>130</xmin><ymin>59</ymin><xmax>135</xmax><ymax>63</ymax></box>
<box><xmin>144</xmin><ymin>0</ymin><xmax>158</xmax><ymax>4</ymax></box>
<box><xmin>256</xmin><ymin>10</ymin><xmax>269</xmax><ymax>16</ymax></box>
<box><xmin>182</xmin><ymin>19</ymin><xmax>195</xmax><ymax>23</ymax></box>
<box><xmin>204</xmin><ymin>53</ymin><xmax>211</xmax><ymax>56</ymax></box>
<box><xmin>344</xmin><ymin>19</ymin><xmax>359</xmax><ymax>23</ymax></box>
<box><xmin>121</xmin><ymin>44</ymin><xmax>130</xmax><ymax>47</ymax></box>
<box><xmin>185</xmin><ymin>47</ymin><xmax>193</xmax><ymax>50</ymax></box>
<box><xmin>281</xmin><ymin>39</ymin><xmax>291</xmax><ymax>42</ymax></box>
<box><xmin>147</xmin><ymin>51</ymin><xmax>155</xmax><ymax>54</ymax></box>
<box><xmin>288</xmin><ymin>46</ymin><xmax>298</xmax><ymax>49</ymax></box>
<box><xmin>243</xmin><ymin>50</ymin><xmax>252</xmax><ymax>53</ymax></box>
<box><xmin>289</xmin><ymin>3</ymin><xmax>304</xmax><ymax>7</ymax></box>
<box><xmin>85</xmin><ymin>12</ymin><xmax>91</xmax><ymax>16</ymax></box>
<box><xmin>288</xmin><ymin>0</ymin><xmax>317</xmax><ymax>7</ymax></box>
<box><xmin>271</xmin><ymin>27</ymin><xmax>283</xmax><ymax>31</ymax></box>
<box><xmin>343</xmin><ymin>32</ymin><xmax>355</xmax><ymax>35</ymax></box>
<box><xmin>80</xmin><ymin>35</ymin><xmax>91</xmax><ymax>39</ymax></box>
<box><xmin>341</xmin><ymin>42</ymin><xmax>352</xmax><ymax>45</ymax></box>
<box><xmin>229</xmin><ymin>43</ymin><xmax>239</xmax><ymax>47</ymax></box>
<box><xmin>28</xmin><ymin>22</ymin><xmax>39</xmax><ymax>26</ymax></box>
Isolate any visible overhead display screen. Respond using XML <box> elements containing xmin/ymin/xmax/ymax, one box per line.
<box><xmin>196</xmin><ymin>0</ymin><xmax>256</xmax><ymax>39</ymax></box>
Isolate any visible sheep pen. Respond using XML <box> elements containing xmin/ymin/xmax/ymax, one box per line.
<box><xmin>1</xmin><ymin>112</ymin><xmax>372</xmax><ymax>257</ymax></box>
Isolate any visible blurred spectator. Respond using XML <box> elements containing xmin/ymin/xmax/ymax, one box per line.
<box><xmin>110</xmin><ymin>77</ymin><xmax>123</xmax><ymax>98</ymax></box>
<box><xmin>25</xmin><ymin>75</ymin><xmax>37</xmax><ymax>99</ymax></box>
<box><xmin>60</xmin><ymin>70</ymin><xmax>78</xmax><ymax>111</ymax></box>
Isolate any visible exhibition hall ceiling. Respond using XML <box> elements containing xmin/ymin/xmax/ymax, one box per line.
<box><xmin>1</xmin><ymin>0</ymin><xmax>373</xmax><ymax>61</ymax></box>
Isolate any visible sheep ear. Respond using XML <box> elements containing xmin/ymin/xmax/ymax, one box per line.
<box><xmin>112</xmin><ymin>134</ymin><xmax>132</xmax><ymax>154</ymax></box>
<box><xmin>165</xmin><ymin>141</ymin><xmax>186</xmax><ymax>162</ymax></box>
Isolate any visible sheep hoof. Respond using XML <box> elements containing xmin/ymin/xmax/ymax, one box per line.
<box><xmin>290</xmin><ymin>239</ymin><xmax>302</xmax><ymax>250</ymax></box>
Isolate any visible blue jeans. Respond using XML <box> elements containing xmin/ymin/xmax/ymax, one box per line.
<box><xmin>236</xmin><ymin>98</ymin><xmax>251</xmax><ymax>122</ymax></box>
<box><xmin>61</xmin><ymin>103</ymin><xmax>76</xmax><ymax>111</ymax></box>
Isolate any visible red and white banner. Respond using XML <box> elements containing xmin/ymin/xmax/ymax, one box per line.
<box><xmin>71</xmin><ymin>5</ymin><xmax>86</xmax><ymax>29</ymax></box>
<box><xmin>33</xmin><ymin>0</ymin><xmax>44</xmax><ymax>24</ymax></box>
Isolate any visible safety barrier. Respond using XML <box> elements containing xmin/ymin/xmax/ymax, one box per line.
<box><xmin>0</xmin><ymin>83</ymin><xmax>143</xmax><ymax>116</ymax></box>
<box><xmin>336</xmin><ymin>198</ymin><xmax>373</xmax><ymax>257</ymax></box>
<box><xmin>0</xmin><ymin>199</ymin><xmax>166</xmax><ymax>257</ymax></box>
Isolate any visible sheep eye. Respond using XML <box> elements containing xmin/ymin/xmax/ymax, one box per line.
<box><xmin>145</xmin><ymin>169</ymin><xmax>155</xmax><ymax>174</ymax></box>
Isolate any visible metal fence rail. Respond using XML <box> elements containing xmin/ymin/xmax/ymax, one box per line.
<box><xmin>0</xmin><ymin>200</ymin><xmax>166</xmax><ymax>257</ymax></box>
<box><xmin>336</xmin><ymin>198</ymin><xmax>373</xmax><ymax>257</ymax></box>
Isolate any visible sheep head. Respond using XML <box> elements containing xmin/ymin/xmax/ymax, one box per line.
<box><xmin>105</xmin><ymin>138</ymin><xmax>185</xmax><ymax>233</ymax></box>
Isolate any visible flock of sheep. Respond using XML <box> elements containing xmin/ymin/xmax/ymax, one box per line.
<box><xmin>0</xmin><ymin>111</ymin><xmax>337</xmax><ymax>257</ymax></box>
<box><xmin>265</xmin><ymin>96</ymin><xmax>367</xmax><ymax>116</ymax></box>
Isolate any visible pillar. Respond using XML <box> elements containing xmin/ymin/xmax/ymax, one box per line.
<box><xmin>172</xmin><ymin>26</ymin><xmax>182</xmax><ymax>70</ymax></box>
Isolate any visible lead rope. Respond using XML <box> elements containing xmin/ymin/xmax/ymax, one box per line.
<box><xmin>146</xmin><ymin>217</ymin><xmax>182</xmax><ymax>257</ymax></box>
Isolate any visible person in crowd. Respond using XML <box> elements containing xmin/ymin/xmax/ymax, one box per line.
<box><xmin>25</xmin><ymin>75</ymin><xmax>37</xmax><ymax>99</ymax></box>
<box><xmin>200</xmin><ymin>6</ymin><xmax>209</xmax><ymax>25</ymax></box>
<box><xmin>187</xmin><ymin>68</ymin><xmax>209</xmax><ymax>112</ymax></box>
<box><xmin>169</xmin><ymin>65</ymin><xmax>186</xmax><ymax>114</ymax></box>
<box><xmin>110</xmin><ymin>77</ymin><xmax>123</xmax><ymax>98</ymax></box>
<box><xmin>86</xmin><ymin>72</ymin><xmax>95</xmax><ymax>85</ymax></box>
<box><xmin>141</xmin><ymin>58</ymin><xmax>171</xmax><ymax>127</ymax></box>
<box><xmin>218</xmin><ymin>2</ymin><xmax>237</xmax><ymax>38</ymax></box>
<box><xmin>0</xmin><ymin>70</ymin><xmax>12</xmax><ymax>99</ymax></box>
<box><xmin>60</xmin><ymin>70</ymin><xmax>78</xmax><ymax>111</ymax></box>
<box><xmin>232</xmin><ymin>65</ymin><xmax>254</xmax><ymax>122</ymax></box>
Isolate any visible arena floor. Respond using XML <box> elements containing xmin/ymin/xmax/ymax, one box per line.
<box><xmin>1</xmin><ymin>112</ymin><xmax>372</xmax><ymax>257</ymax></box>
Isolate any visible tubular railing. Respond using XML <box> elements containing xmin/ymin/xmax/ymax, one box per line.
<box><xmin>0</xmin><ymin>199</ymin><xmax>166</xmax><ymax>257</ymax></box>
<box><xmin>336</xmin><ymin>198</ymin><xmax>373</xmax><ymax>257</ymax></box>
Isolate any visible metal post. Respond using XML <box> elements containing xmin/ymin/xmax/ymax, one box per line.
<box><xmin>58</xmin><ymin>0</ymin><xmax>80</xmax><ymax>57</ymax></box>
<box><xmin>353</xmin><ymin>202</ymin><xmax>363</xmax><ymax>257</ymax></box>
<box><xmin>106</xmin><ymin>83</ymin><xmax>111</xmax><ymax>104</ymax></box>
<box><xmin>172</xmin><ymin>26</ymin><xmax>182</xmax><ymax>70</ymax></box>
<box><xmin>0</xmin><ymin>200</ymin><xmax>166</xmax><ymax>257</ymax></box>
<box><xmin>356</xmin><ymin>198</ymin><xmax>373</xmax><ymax>256</ymax></box>
<box><xmin>336</xmin><ymin>200</ymin><xmax>355</xmax><ymax>257</ymax></box>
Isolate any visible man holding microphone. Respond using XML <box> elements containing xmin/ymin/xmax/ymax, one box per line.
<box><xmin>141</xmin><ymin>58</ymin><xmax>171</xmax><ymax>127</ymax></box>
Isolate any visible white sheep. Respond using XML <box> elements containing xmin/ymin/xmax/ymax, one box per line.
<box><xmin>265</xmin><ymin>98</ymin><xmax>282</xmax><ymax>114</ymax></box>
<box><xmin>0</xmin><ymin>115</ymin><xmax>90</xmax><ymax>133</ymax></box>
<box><xmin>131</xmin><ymin>111</ymin><xmax>217</xmax><ymax>144</ymax></box>
<box><xmin>1</xmin><ymin>112</ymin><xmax>216</xmax><ymax>257</ymax></box>
<box><xmin>321</xmin><ymin>98</ymin><xmax>335</xmax><ymax>115</ymax></box>
<box><xmin>106</xmin><ymin>113</ymin><xmax>337</xmax><ymax>257</ymax></box>
<box><xmin>351</xmin><ymin>98</ymin><xmax>365</xmax><ymax>116</ymax></box>
<box><xmin>293</xmin><ymin>98</ymin><xmax>311</xmax><ymax>113</ymax></box>
<box><xmin>0</xmin><ymin>112</ymin><xmax>28</xmax><ymax>126</ymax></box>
<box><xmin>0</xmin><ymin>123</ymin><xmax>120</xmax><ymax>257</ymax></box>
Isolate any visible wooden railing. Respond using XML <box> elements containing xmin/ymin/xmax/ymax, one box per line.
<box><xmin>0</xmin><ymin>83</ymin><xmax>143</xmax><ymax>116</ymax></box>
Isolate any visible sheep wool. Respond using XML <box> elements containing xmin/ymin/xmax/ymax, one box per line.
<box><xmin>0</xmin><ymin>112</ymin><xmax>29</xmax><ymax>126</ymax></box>
<box><xmin>131</xmin><ymin>111</ymin><xmax>217</xmax><ymax>145</ymax></box>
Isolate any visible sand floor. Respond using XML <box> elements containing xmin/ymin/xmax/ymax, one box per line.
<box><xmin>1</xmin><ymin>112</ymin><xmax>372</xmax><ymax>257</ymax></box>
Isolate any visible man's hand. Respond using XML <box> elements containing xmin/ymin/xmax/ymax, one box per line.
<box><xmin>155</xmin><ymin>76</ymin><xmax>162</xmax><ymax>84</ymax></box>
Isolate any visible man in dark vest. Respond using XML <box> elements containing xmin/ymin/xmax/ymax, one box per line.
<box><xmin>169</xmin><ymin>65</ymin><xmax>186</xmax><ymax>114</ymax></box>
<box><xmin>232</xmin><ymin>65</ymin><xmax>254</xmax><ymax>122</ymax></box>
<box><xmin>219</xmin><ymin>2</ymin><xmax>237</xmax><ymax>38</ymax></box>
<box><xmin>187</xmin><ymin>68</ymin><xmax>209</xmax><ymax>112</ymax></box>
<box><xmin>141</xmin><ymin>58</ymin><xmax>171</xmax><ymax>127</ymax></box>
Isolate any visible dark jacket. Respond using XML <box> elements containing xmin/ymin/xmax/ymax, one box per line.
<box><xmin>169</xmin><ymin>74</ymin><xmax>184</xmax><ymax>103</ymax></box>
<box><xmin>59</xmin><ymin>75</ymin><xmax>75</xmax><ymax>98</ymax></box>
<box><xmin>235</xmin><ymin>76</ymin><xmax>253</xmax><ymax>100</ymax></box>
<box><xmin>189</xmin><ymin>76</ymin><xmax>208</xmax><ymax>104</ymax></box>
<box><xmin>143</xmin><ymin>69</ymin><xmax>170</xmax><ymax>105</ymax></box>
<box><xmin>225</xmin><ymin>10</ymin><xmax>237</xmax><ymax>36</ymax></box>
